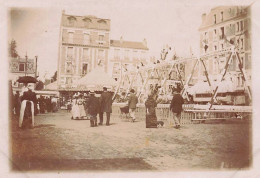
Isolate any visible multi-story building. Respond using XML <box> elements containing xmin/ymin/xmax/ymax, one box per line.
<box><xmin>9</xmin><ymin>56</ymin><xmax>37</xmax><ymax>91</ymax></box>
<box><xmin>196</xmin><ymin>6</ymin><xmax>251</xmax><ymax>90</ymax></box>
<box><xmin>57</xmin><ymin>11</ymin><xmax>111</xmax><ymax>90</ymax></box>
<box><xmin>108</xmin><ymin>37</ymin><xmax>149</xmax><ymax>81</ymax></box>
<box><xmin>57</xmin><ymin>11</ymin><xmax>149</xmax><ymax>91</ymax></box>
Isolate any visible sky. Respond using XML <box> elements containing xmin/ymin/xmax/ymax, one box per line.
<box><xmin>8</xmin><ymin>0</ymin><xmax>254</xmax><ymax>79</ymax></box>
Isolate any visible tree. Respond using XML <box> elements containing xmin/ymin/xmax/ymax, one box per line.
<box><xmin>9</xmin><ymin>40</ymin><xmax>19</xmax><ymax>58</ymax></box>
<box><xmin>51</xmin><ymin>71</ymin><xmax>57</xmax><ymax>82</ymax></box>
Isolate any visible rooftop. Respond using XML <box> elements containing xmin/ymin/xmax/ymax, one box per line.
<box><xmin>110</xmin><ymin>40</ymin><xmax>148</xmax><ymax>50</ymax></box>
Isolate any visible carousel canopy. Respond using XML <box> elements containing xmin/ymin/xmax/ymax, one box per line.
<box><xmin>45</xmin><ymin>81</ymin><xmax>58</xmax><ymax>91</ymax></box>
<box><xmin>76</xmin><ymin>66</ymin><xmax>117</xmax><ymax>91</ymax></box>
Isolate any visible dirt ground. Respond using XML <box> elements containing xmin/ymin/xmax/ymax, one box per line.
<box><xmin>10</xmin><ymin>110</ymin><xmax>251</xmax><ymax>172</ymax></box>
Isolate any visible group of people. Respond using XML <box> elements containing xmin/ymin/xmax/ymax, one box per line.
<box><xmin>145</xmin><ymin>87</ymin><xmax>184</xmax><ymax>129</ymax></box>
<box><xmin>117</xmin><ymin>86</ymin><xmax>184</xmax><ymax>129</ymax></box>
<box><xmin>70</xmin><ymin>87</ymin><xmax>113</xmax><ymax>127</ymax></box>
<box><xmin>12</xmin><ymin>83</ymin><xmax>60</xmax><ymax>129</ymax></box>
<box><xmin>13</xmin><ymin>90</ymin><xmax>58</xmax><ymax>118</ymax></box>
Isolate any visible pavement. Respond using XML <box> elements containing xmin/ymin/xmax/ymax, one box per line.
<box><xmin>10</xmin><ymin>110</ymin><xmax>251</xmax><ymax>172</ymax></box>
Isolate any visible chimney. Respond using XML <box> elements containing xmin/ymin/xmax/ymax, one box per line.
<box><xmin>143</xmin><ymin>38</ymin><xmax>147</xmax><ymax>47</ymax></box>
<box><xmin>201</xmin><ymin>13</ymin><xmax>206</xmax><ymax>23</ymax></box>
<box><xmin>120</xmin><ymin>36</ymin><xmax>123</xmax><ymax>44</ymax></box>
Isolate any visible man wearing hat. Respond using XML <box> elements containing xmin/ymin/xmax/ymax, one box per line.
<box><xmin>100</xmin><ymin>87</ymin><xmax>113</xmax><ymax>126</ymax></box>
<box><xmin>88</xmin><ymin>90</ymin><xmax>100</xmax><ymax>127</ymax></box>
<box><xmin>128</xmin><ymin>89</ymin><xmax>138</xmax><ymax>122</ymax></box>
<box><xmin>170</xmin><ymin>87</ymin><xmax>184</xmax><ymax>129</ymax></box>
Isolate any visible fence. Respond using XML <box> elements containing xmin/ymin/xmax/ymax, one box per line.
<box><xmin>112</xmin><ymin>103</ymin><xmax>252</xmax><ymax>126</ymax></box>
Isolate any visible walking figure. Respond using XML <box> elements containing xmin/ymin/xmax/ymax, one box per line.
<box><xmin>170</xmin><ymin>88</ymin><xmax>184</xmax><ymax>129</ymax></box>
<box><xmin>128</xmin><ymin>89</ymin><xmax>138</xmax><ymax>122</ymax></box>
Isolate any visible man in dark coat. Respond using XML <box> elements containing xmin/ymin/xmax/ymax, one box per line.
<box><xmin>128</xmin><ymin>89</ymin><xmax>138</xmax><ymax>122</ymax></box>
<box><xmin>14</xmin><ymin>91</ymin><xmax>21</xmax><ymax>117</ymax></box>
<box><xmin>20</xmin><ymin>85</ymin><xmax>37</xmax><ymax>128</ymax></box>
<box><xmin>170</xmin><ymin>88</ymin><xmax>184</xmax><ymax>129</ymax></box>
<box><xmin>100</xmin><ymin>87</ymin><xmax>112</xmax><ymax>126</ymax></box>
<box><xmin>88</xmin><ymin>91</ymin><xmax>100</xmax><ymax>127</ymax></box>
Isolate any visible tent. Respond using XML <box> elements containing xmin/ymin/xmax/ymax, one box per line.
<box><xmin>76</xmin><ymin>66</ymin><xmax>118</xmax><ymax>91</ymax></box>
<box><xmin>45</xmin><ymin>81</ymin><xmax>58</xmax><ymax>91</ymax></box>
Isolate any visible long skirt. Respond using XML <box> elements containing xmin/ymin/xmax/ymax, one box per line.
<box><xmin>71</xmin><ymin>104</ymin><xmax>80</xmax><ymax>118</ymax></box>
<box><xmin>78</xmin><ymin>104</ymin><xmax>86</xmax><ymax>117</ymax></box>
<box><xmin>19</xmin><ymin>100</ymin><xmax>34</xmax><ymax>128</ymax></box>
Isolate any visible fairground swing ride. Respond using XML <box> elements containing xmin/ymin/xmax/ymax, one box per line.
<box><xmin>112</xmin><ymin>31</ymin><xmax>252</xmax><ymax>120</ymax></box>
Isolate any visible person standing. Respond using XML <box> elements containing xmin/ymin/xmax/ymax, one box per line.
<box><xmin>14</xmin><ymin>91</ymin><xmax>21</xmax><ymax>117</ymax></box>
<box><xmin>170</xmin><ymin>88</ymin><xmax>184</xmax><ymax>129</ymax></box>
<box><xmin>145</xmin><ymin>92</ymin><xmax>158</xmax><ymax>128</ymax></box>
<box><xmin>128</xmin><ymin>89</ymin><xmax>138</xmax><ymax>122</ymax></box>
<box><xmin>19</xmin><ymin>84</ymin><xmax>37</xmax><ymax>128</ymax></box>
<box><xmin>100</xmin><ymin>87</ymin><xmax>112</xmax><ymax>126</ymax></box>
<box><xmin>88</xmin><ymin>91</ymin><xmax>100</xmax><ymax>127</ymax></box>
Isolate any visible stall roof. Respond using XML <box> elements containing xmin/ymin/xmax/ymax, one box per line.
<box><xmin>76</xmin><ymin>66</ymin><xmax>118</xmax><ymax>91</ymax></box>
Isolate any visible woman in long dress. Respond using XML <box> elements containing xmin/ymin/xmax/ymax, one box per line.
<box><xmin>77</xmin><ymin>94</ymin><xmax>86</xmax><ymax>119</ymax></box>
<box><xmin>71</xmin><ymin>95</ymin><xmax>80</xmax><ymax>119</ymax></box>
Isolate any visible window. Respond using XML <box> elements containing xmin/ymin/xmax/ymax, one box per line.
<box><xmin>220</xmin><ymin>27</ymin><xmax>224</xmax><ymax>39</ymax></box>
<box><xmin>82</xmin><ymin>63</ymin><xmax>88</xmax><ymax>75</ymax></box>
<box><xmin>67</xmin><ymin>47</ymin><xmax>73</xmax><ymax>59</ymax></box>
<box><xmin>236</xmin><ymin>22</ymin><xmax>239</xmax><ymax>32</ymax></box>
<box><xmin>221</xmin><ymin>11</ymin><xmax>223</xmax><ymax>21</ymax></box>
<box><xmin>141</xmin><ymin>51</ymin><xmax>146</xmax><ymax>59</ymax></box>
<box><xmin>99</xmin><ymin>35</ymin><xmax>104</xmax><ymax>41</ymax></box>
<box><xmin>19</xmin><ymin>63</ymin><xmax>25</xmax><ymax>72</ymax></box>
<box><xmin>125</xmin><ymin>50</ymin><xmax>129</xmax><ymax>59</ymax></box>
<box><xmin>240</xmin><ymin>21</ymin><xmax>243</xmax><ymax>31</ymax></box>
<box><xmin>214</xmin><ymin>14</ymin><xmax>216</xmax><ymax>24</ymax></box>
<box><xmin>133</xmin><ymin>50</ymin><xmax>138</xmax><ymax>59</ymax></box>
<box><xmin>114</xmin><ymin>49</ymin><xmax>120</xmax><ymax>58</ymax></box>
<box><xmin>221</xmin><ymin>44</ymin><xmax>224</xmax><ymax>49</ymax></box>
<box><xmin>98</xmin><ymin>49</ymin><xmax>104</xmax><ymax>59</ymax></box>
<box><xmin>241</xmin><ymin>39</ymin><xmax>244</xmax><ymax>49</ymax></box>
<box><xmin>214</xmin><ymin>29</ymin><xmax>217</xmax><ymax>38</ymax></box>
<box><xmin>68</xmin><ymin>32</ymin><xmax>74</xmax><ymax>43</ymax></box>
<box><xmin>66</xmin><ymin>77</ymin><xmax>72</xmax><ymax>84</ymax></box>
<box><xmin>83</xmin><ymin>18</ymin><xmax>92</xmax><ymax>27</ymax></box>
<box><xmin>113</xmin><ymin>63</ymin><xmax>120</xmax><ymax>74</ymax></box>
<box><xmin>83</xmin><ymin>48</ymin><xmax>89</xmax><ymax>59</ymax></box>
<box><xmin>66</xmin><ymin>62</ymin><xmax>72</xmax><ymax>74</ymax></box>
<box><xmin>84</xmin><ymin>34</ymin><xmax>90</xmax><ymax>44</ymax></box>
<box><xmin>68</xmin><ymin>20</ymin><xmax>75</xmax><ymax>26</ymax></box>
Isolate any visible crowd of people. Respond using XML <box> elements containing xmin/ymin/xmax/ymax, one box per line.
<box><xmin>12</xmin><ymin>83</ymin><xmax>185</xmax><ymax>130</ymax></box>
<box><xmin>68</xmin><ymin>87</ymin><xmax>113</xmax><ymax>127</ymax></box>
<box><xmin>13</xmin><ymin>90</ymin><xmax>59</xmax><ymax>118</ymax></box>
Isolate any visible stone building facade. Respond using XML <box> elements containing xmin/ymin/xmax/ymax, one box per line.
<box><xmin>107</xmin><ymin>37</ymin><xmax>149</xmax><ymax>81</ymax></box>
<box><xmin>57</xmin><ymin>12</ymin><xmax>111</xmax><ymax>90</ymax></box>
<box><xmin>196</xmin><ymin>6</ymin><xmax>251</xmax><ymax>90</ymax></box>
<box><xmin>9</xmin><ymin>56</ymin><xmax>36</xmax><ymax>91</ymax></box>
<box><xmin>57</xmin><ymin>11</ymin><xmax>149</xmax><ymax>90</ymax></box>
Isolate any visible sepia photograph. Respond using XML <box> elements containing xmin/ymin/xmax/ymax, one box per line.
<box><xmin>1</xmin><ymin>0</ymin><xmax>260</xmax><ymax>177</ymax></box>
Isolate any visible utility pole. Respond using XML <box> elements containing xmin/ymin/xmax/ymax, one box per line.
<box><xmin>35</xmin><ymin>56</ymin><xmax>38</xmax><ymax>78</ymax></box>
<box><xmin>25</xmin><ymin>52</ymin><xmax>28</xmax><ymax>76</ymax></box>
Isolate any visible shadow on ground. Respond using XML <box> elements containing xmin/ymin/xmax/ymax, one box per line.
<box><xmin>11</xmin><ymin>158</ymin><xmax>156</xmax><ymax>171</ymax></box>
<box><xmin>34</xmin><ymin>124</ymin><xmax>55</xmax><ymax>128</ymax></box>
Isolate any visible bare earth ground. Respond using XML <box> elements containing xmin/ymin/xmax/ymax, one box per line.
<box><xmin>10</xmin><ymin>110</ymin><xmax>251</xmax><ymax>172</ymax></box>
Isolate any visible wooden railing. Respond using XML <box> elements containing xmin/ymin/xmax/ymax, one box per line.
<box><xmin>112</xmin><ymin>103</ymin><xmax>252</xmax><ymax>126</ymax></box>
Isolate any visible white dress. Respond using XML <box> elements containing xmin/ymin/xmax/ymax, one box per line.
<box><xmin>71</xmin><ymin>99</ymin><xmax>80</xmax><ymax>118</ymax></box>
<box><xmin>77</xmin><ymin>98</ymin><xmax>86</xmax><ymax>117</ymax></box>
